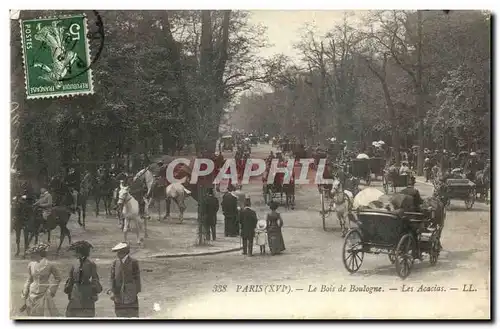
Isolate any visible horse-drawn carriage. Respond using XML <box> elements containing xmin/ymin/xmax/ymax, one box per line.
<box><xmin>221</xmin><ymin>135</ymin><xmax>234</xmax><ymax>152</ymax></box>
<box><xmin>348</xmin><ymin>159</ymin><xmax>371</xmax><ymax>185</ymax></box>
<box><xmin>383</xmin><ymin>172</ymin><xmax>412</xmax><ymax>194</ymax></box>
<box><xmin>369</xmin><ymin>157</ymin><xmax>386</xmax><ymax>180</ymax></box>
<box><xmin>342</xmin><ymin>209</ymin><xmax>442</xmax><ymax>279</ymax></box>
<box><xmin>262</xmin><ymin>169</ymin><xmax>295</xmax><ymax>209</ymax></box>
<box><xmin>443</xmin><ymin>178</ymin><xmax>476</xmax><ymax>210</ymax></box>
<box><xmin>249</xmin><ymin>135</ymin><xmax>259</xmax><ymax>146</ymax></box>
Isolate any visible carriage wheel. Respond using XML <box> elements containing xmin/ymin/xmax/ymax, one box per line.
<box><xmin>464</xmin><ymin>189</ymin><xmax>476</xmax><ymax>210</ymax></box>
<box><xmin>429</xmin><ymin>238</ymin><xmax>440</xmax><ymax>266</ymax></box>
<box><xmin>320</xmin><ymin>191</ymin><xmax>327</xmax><ymax>231</ymax></box>
<box><xmin>383</xmin><ymin>176</ymin><xmax>389</xmax><ymax>194</ymax></box>
<box><xmin>395</xmin><ymin>234</ymin><xmax>416</xmax><ymax>279</ymax></box>
<box><xmin>342</xmin><ymin>229</ymin><xmax>364</xmax><ymax>273</ymax></box>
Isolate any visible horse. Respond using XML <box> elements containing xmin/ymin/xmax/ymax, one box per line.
<box><xmin>30</xmin><ymin>204</ymin><xmax>73</xmax><ymax>254</ymax></box>
<box><xmin>164</xmin><ymin>182</ymin><xmax>192</xmax><ymax>223</ymax></box>
<box><xmin>117</xmin><ymin>185</ymin><xmax>145</xmax><ymax>245</ymax></box>
<box><xmin>12</xmin><ymin>193</ymin><xmax>36</xmax><ymax>257</ymax></box>
<box><xmin>475</xmin><ymin>163</ymin><xmax>490</xmax><ymax>202</ymax></box>
<box><xmin>132</xmin><ymin>167</ymin><xmax>155</xmax><ymax>220</ymax></box>
<box><xmin>329</xmin><ymin>179</ymin><xmax>354</xmax><ymax>237</ymax></box>
<box><xmin>95</xmin><ymin>167</ymin><xmax>114</xmax><ymax>216</ymax></box>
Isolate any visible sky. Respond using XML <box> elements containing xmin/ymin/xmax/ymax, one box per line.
<box><xmin>247</xmin><ymin>10</ymin><xmax>366</xmax><ymax>61</ymax></box>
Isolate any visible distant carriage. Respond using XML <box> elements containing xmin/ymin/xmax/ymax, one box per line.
<box><xmin>443</xmin><ymin>178</ymin><xmax>476</xmax><ymax>210</ymax></box>
<box><xmin>383</xmin><ymin>170</ymin><xmax>413</xmax><ymax>194</ymax></box>
<box><xmin>369</xmin><ymin>157</ymin><xmax>386</xmax><ymax>181</ymax></box>
<box><xmin>262</xmin><ymin>168</ymin><xmax>295</xmax><ymax>209</ymax></box>
<box><xmin>221</xmin><ymin>135</ymin><xmax>234</xmax><ymax>152</ymax></box>
<box><xmin>348</xmin><ymin>159</ymin><xmax>372</xmax><ymax>185</ymax></box>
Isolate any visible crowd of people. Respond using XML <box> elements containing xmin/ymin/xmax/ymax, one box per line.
<box><xmin>216</xmin><ymin>184</ymin><xmax>285</xmax><ymax>257</ymax></box>
<box><xmin>20</xmin><ymin>241</ymin><xmax>141</xmax><ymax>318</ymax></box>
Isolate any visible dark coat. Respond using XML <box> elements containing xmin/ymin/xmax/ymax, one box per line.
<box><xmin>239</xmin><ymin>207</ymin><xmax>258</xmax><ymax>238</ymax></box>
<box><xmin>203</xmin><ymin>195</ymin><xmax>219</xmax><ymax>224</ymax></box>
<box><xmin>221</xmin><ymin>192</ymin><xmax>238</xmax><ymax>216</ymax></box>
<box><xmin>109</xmin><ymin>256</ymin><xmax>141</xmax><ymax>305</ymax></box>
<box><xmin>400</xmin><ymin>187</ymin><xmax>423</xmax><ymax>211</ymax></box>
<box><xmin>65</xmin><ymin>258</ymin><xmax>102</xmax><ymax>317</ymax></box>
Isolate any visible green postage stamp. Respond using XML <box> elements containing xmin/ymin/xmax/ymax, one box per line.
<box><xmin>20</xmin><ymin>14</ymin><xmax>94</xmax><ymax>99</ymax></box>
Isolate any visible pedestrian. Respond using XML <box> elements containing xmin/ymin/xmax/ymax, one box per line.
<box><xmin>255</xmin><ymin>218</ymin><xmax>268</xmax><ymax>255</ymax></box>
<box><xmin>107</xmin><ymin>242</ymin><xmax>141</xmax><ymax>318</ymax></box>
<box><xmin>65</xmin><ymin>241</ymin><xmax>102</xmax><ymax>318</ymax></box>
<box><xmin>239</xmin><ymin>196</ymin><xmax>258</xmax><ymax>256</ymax></box>
<box><xmin>203</xmin><ymin>188</ymin><xmax>219</xmax><ymax>241</ymax></box>
<box><xmin>221</xmin><ymin>184</ymin><xmax>239</xmax><ymax>237</ymax></box>
<box><xmin>266</xmin><ymin>201</ymin><xmax>286</xmax><ymax>255</ymax></box>
<box><xmin>21</xmin><ymin>243</ymin><xmax>61</xmax><ymax>317</ymax></box>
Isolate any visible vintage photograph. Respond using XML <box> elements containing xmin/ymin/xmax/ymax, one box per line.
<box><xmin>10</xmin><ymin>9</ymin><xmax>490</xmax><ymax>319</ymax></box>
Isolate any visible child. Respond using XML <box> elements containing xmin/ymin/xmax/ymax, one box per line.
<box><xmin>255</xmin><ymin>219</ymin><xmax>268</xmax><ymax>255</ymax></box>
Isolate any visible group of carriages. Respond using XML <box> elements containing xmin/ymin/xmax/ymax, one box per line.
<box><xmin>316</xmin><ymin>154</ymin><xmax>448</xmax><ymax>279</ymax></box>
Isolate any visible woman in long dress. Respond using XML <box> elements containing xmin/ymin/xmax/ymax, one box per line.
<box><xmin>21</xmin><ymin>243</ymin><xmax>61</xmax><ymax>317</ymax></box>
<box><xmin>65</xmin><ymin>241</ymin><xmax>102</xmax><ymax>317</ymax></box>
<box><xmin>266</xmin><ymin>202</ymin><xmax>286</xmax><ymax>255</ymax></box>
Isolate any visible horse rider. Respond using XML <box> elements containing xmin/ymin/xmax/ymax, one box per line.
<box><xmin>66</xmin><ymin>167</ymin><xmax>80</xmax><ymax>212</ymax></box>
<box><xmin>33</xmin><ymin>187</ymin><xmax>53</xmax><ymax>225</ymax></box>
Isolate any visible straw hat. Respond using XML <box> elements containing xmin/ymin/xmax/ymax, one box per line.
<box><xmin>111</xmin><ymin>242</ymin><xmax>129</xmax><ymax>252</ymax></box>
<box><xmin>26</xmin><ymin>243</ymin><xmax>50</xmax><ymax>255</ymax></box>
<box><xmin>256</xmin><ymin>219</ymin><xmax>267</xmax><ymax>230</ymax></box>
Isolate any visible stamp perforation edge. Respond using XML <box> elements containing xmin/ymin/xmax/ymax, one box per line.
<box><xmin>19</xmin><ymin>13</ymin><xmax>95</xmax><ymax>100</ymax></box>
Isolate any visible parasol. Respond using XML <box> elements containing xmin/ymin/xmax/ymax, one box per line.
<box><xmin>353</xmin><ymin>188</ymin><xmax>385</xmax><ymax>209</ymax></box>
<box><xmin>372</xmin><ymin>141</ymin><xmax>378</xmax><ymax>146</ymax></box>
<box><xmin>356</xmin><ymin>153</ymin><xmax>370</xmax><ymax>159</ymax></box>
<box><xmin>470</xmin><ymin>152</ymin><xmax>477</xmax><ymax>156</ymax></box>
<box><xmin>378</xmin><ymin>140</ymin><xmax>385</xmax><ymax>145</ymax></box>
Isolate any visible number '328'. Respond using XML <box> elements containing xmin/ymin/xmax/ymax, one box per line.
<box><xmin>212</xmin><ymin>284</ymin><xmax>227</xmax><ymax>292</ymax></box>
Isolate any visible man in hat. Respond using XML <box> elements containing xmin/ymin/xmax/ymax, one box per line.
<box><xmin>108</xmin><ymin>242</ymin><xmax>141</xmax><ymax>318</ymax></box>
<box><xmin>202</xmin><ymin>188</ymin><xmax>219</xmax><ymax>241</ymax></box>
<box><xmin>66</xmin><ymin>167</ymin><xmax>80</xmax><ymax>212</ymax></box>
<box><xmin>239</xmin><ymin>196</ymin><xmax>258</xmax><ymax>256</ymax></box>
<box><xmin>399</xmin><ymin>176</ymin><xmax>423</xmax><ymax>212</ymax></box>
<box><xmin>221</xmin><ymin>184</ymin><xmax>239</xmax><ymax>236</ymax></box>
<box><xmin>34</xmin><ymin>187</ymin><xmax>53</xmax><ymax>223</ymax></box>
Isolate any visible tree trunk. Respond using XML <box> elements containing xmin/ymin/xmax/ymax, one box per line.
<box><xmin>416</xmin><ymin>10</ymin><xmax>425</xmax><ymax>176</ymax></box>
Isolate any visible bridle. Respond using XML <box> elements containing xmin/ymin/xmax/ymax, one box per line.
<box><xmin>118</xmin><ymin>189</ymin><xmax>132</xmax><ymax>205</ymax></box>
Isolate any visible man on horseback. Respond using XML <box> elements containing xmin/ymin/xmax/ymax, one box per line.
<box><xmin>66</xmin><ymin>167</ymin><xmax>80</xmax><ymax>212</ymax></box>
<box><xmin>33</xmin><ymin>187</ymin><xmax>53</xmax><ymax>225</ymax></box>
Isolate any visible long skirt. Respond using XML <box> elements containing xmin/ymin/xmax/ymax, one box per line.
<box><xmin>66</xmin><ymin>298</ymin><xmax>96</xmax><ymax>317</ymax></box>
<box><xmin>268</xmin><ymin>228</ymin><xmax>285</xmax><ymax>255</ymax></box>
<box><xmin>224</xmin><ymin>215</ymin><xmax>239</xmax><ymax>236</ymax></box>
<box><xmin>26</xmin><ymin>290</ymin><xmax>60</xmax><ymax>317</ymax></box>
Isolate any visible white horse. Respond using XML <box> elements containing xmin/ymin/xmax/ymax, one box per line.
<box><xmin>329</xmin><ymin>179</ymin><xmax>354</xmax><ymax>237</ymax></box>
<box><xmin>164</xmin><ymin>182</ymin><xmax>192</xmax><ymax>223</ymax></box>
<box><xmin>117</xmin><ymin>185</ymin><xmax>146</xmax><ymax>245</ymax></box>
<box><xmin>133</xmin><ymin>168</ymin><xmax>155</xmax><ymax>219</ymax></box>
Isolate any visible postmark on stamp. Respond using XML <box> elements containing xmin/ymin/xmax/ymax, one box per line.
<box><xmin>20</xmin><ymin>14</ymin><xmax>94</xmax><ymax>99</ymax></box>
